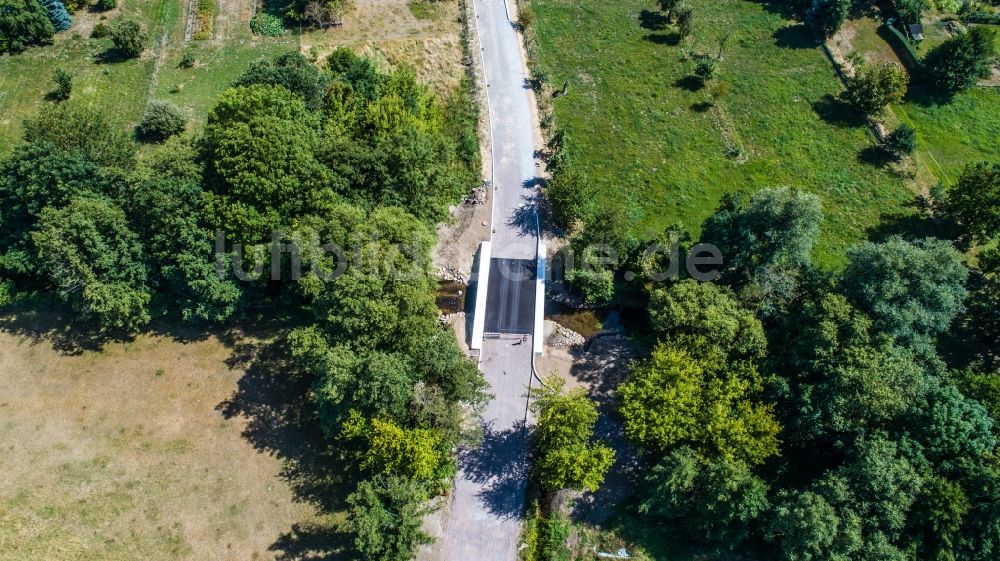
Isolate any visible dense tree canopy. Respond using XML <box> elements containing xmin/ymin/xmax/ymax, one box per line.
<box><xmin>842</xmin><ymin>236</ymin><xmax>968</xmax><ymax>354</ymax></box>
<box><xmin>0</xmin><ymin>0</ymin><xmax>54</xmax><ymax>53</ymax></box>
<box><xmin>32</xmin><ymin>195</ymin><xmax>151</xmax><ymax>330</ymax></box>
<box><xmin>947</xmin><ymin>162</ymin><xmax>1000</xmax><ymax>244</ymax></box>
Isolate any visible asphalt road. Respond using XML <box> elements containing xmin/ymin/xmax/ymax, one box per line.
<box><xmin>433</xmin><ymin>0</ymin><xmax>542</xmax><ymax>559</ymax></box>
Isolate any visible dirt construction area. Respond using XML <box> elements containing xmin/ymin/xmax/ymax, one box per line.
<box><xmin>0</xmin><ymin>321</ymin><xmax>337</xmax><ymax>561</ymax></box>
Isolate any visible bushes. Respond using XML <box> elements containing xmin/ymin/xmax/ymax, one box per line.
<box><xmin>250</xmin><ymin>13</ymin><xmax>284</xmax><ymax>36</ymax></box>
<box><xmin>882</xmin><ymin>124</ymin><xmax>917</xmax><ymax>160</ymax></box>
<box><xmin>91</xmin><ymin>21</ymin><xmax>110</xmax><ymax>38</ymax></box>
<box><xmin>95</xmin><ymin>0</ymin><xmax>114</xmax><ymax>10</ymax></box>
<box><xmin>136</xmin><ymin>100</ymin><xmax>186</xmax><ymax>142</ymax></box>
<box><xmin>50</xmin><ymin>68</ymin><xmax>72</xmax><ymax>101</ymax></box>
<box><xmin>0</xmin><ymin>0</ymin><xmax>56</xmax><ymax>53</ymax></box>
<box><xmin>109</xmin><ymin>17</ymin><xmax>146</xmax><ymax>58</ymax></box>
<box><xmin>840</xmin><ymin>61</ymin><xmax>909</xmax><ymax>117</ymax></box>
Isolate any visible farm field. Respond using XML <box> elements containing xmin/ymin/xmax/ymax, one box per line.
<box><xmin>0</xmin><ymin>318</ymin><xmax>342</xmax><ymax>561</ymax></box>
<box><xmin>529</xmin><ymin>0</ymin><xmax>921</xmax><ymax>266</ymax></box>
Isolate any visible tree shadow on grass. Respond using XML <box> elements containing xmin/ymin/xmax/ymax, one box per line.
<box><xmin>773</xmin><ymin>24</ymin><xmax>818</xmax><ymax>49</ymax></box>
<box><xmin>270</xmin><ymin>520</ymin><xmax>355</xmax><ymax>561</ymax></box>
<box><xmin>904</xmin><ymin>84</ymin><xmax>957</xmax><ymax>107</ymax></box>
<box><xmin>812</xmin><ymin>94</ymin><xmax>867</xmax><ymax>127</ymax></box>
<box><xmin>674</xmin><ymin>75</ymin><xmax>705</xmax><ymax>92</ymax></box>
<box><xmin>857</xmin><ymin>144</ymin><xmax>895</xmax><ymax>167</ymax></box>
<box><xmin>217</xmin><ymin>334</ymin><xmax>356</xmax><ymax>559</ymax></box>
<box><xmin>0</xmin><ymin>299</ymin><xmax>136</xmax><ymax>355</ymax></box>
<box><xmin>864</xmin><ymin>198</ymin><xmax>960</xmax><ymax>244</ymax></box>
<box><xmin>691</xmin><ymin>101</ymin><xmax>714</xmax><ymax>112</ymax></box>
<box><xmin>639</xmin><ymin>9</ymin><xmax>669</xmax><ymax>31</ymax></box>
<box><xmin>644</xmin><ymin>31</ymin><xmax>682</xmax><ymax>46</ymax></box>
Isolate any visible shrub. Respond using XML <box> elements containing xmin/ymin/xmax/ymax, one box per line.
<box><xmin>250</xmin><ymin>13</ymin><xmax>284</xmax><ymax>36</ymax></box>
<box><xmin>694</xmin><ymin>58</ymin><xmax>716</xmax><ymax>84</ymax></box>
<box><xmin>518</xmin><ymin>5</ymin><xmax>535</xmax><ymax>29</ymax></box>
<box><xmin>0</xmin><ymin>279</ymin><xmax>14</xmax><ymax>307</ymax></box>
<box><xmin>178</xmin><ymin>50</ymin><xmax>195</xmax><ymax>68</ymax></box>
<box><xmin>676</xmin><ymin>3</ymin><xmax>694</xmax><ymax>37</ymax></box>
<box><xmin>91</xmin><ymin>21</ymin><xmax>110</xmax><ymax>38</ymax></box>
<box><xmin>50</xmin><ymin>68</ymin><xmax>72</xmax><ymax>101</ymax></box>
<box><xmin>882</xmin><ymin>124</ymin><xmax>917</xmax><ymax>160</ymax></box>
<box><xmin>110</xmin><ymin>17</ymin><xmax>146</xmax><ymax>58</ymax></box>
<box><xmin>95</xmin><ymin>0</ymin><xmax>115</xmax><ymax>10</ymax></box>
<box><xmin>136</xmin><ymin>100</ymin><xmax>186</xmax><ymax>141</ymax></box>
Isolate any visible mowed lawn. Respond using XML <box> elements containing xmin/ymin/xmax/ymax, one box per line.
<box><xmin>896</xmin><ymin>87</ymin><xmax>1000</xmax><ymax>187</ymax></box>
<box><xmin>530</xmin><ymin>0</ymin><xmax>916</xmax><ymax>265</ymax></box>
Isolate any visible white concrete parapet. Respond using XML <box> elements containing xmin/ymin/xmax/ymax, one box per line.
<box><xmin>533</xmin><ymin>243</ymin><xmax>546</xmax><ymax>355</ymax></box>
<box><xmin>470</xmin><ymin>241</ymin><xmax>492</xmax><ymax>350</ymax></box>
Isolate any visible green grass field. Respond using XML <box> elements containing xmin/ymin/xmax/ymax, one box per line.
<box><xmin>895</xmin><ymin>87</ymin><xmax>1000</xmax><ymax>187</ymax></box>
<box><xmin>0</xmin><ymin>0</ymin><xmax>297</xmax><ymax>153</ymax></box>
<box><xmin>0</xmin><ymin>0</ymin><xmax>180</xmax><ymax>151</ymax></box>
<box><xmin>530</xmin><ymin>0</ymin><xmax>916</xmax><ymax>266</ymax></box>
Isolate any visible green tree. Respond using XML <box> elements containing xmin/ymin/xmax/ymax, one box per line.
<box><xmin>894</xmin><ymin>0</ymin><xmax>928</xmax><ymax>23</ymax></box>
<box><xmin>130</xmin><ymin>148</ymin><xmax>241</xmax><ymax>323</ymax></box>
<box><xmin>640</xmin><ymin>446</ymin><xmax>770</xmax><ymax>549</ymax></box>
<box><xmin>22</xmin><ymin>104</ymin><xmax>136</xmax><ymax>168</ymax></box>
<box><xmin>909</xmin><ymin>476</ymin><xmax>969</xmax><ymax>561</ymax></box>
<box><xmin>0</xmin><ymin>0</ymin><xmax>55</xmax><ymax>54</ymax></box>
<box><xmin>842</xmin><ymin>236</ymin><xmax>968</xmax><ymax>353</ymax></box>
<box><xmin>32</xmin><ymin>195</ymin><xmax>151</xmax><ymax>330</ymax></box>
<box><xmin>924</xmin><ymin>26</ymin><xmax>997</xmax><ymax>94</ymax></box>
<box><xmin>767</xmin><ymin>489</ymin><xmax>862</xmax><ymax>561</ymax></box>
<box><xmin>910</xmin><ymin>383</ymin><xmax>995</xmax><ymax>463</ymax></box>
<box><xmin>806</xmin><ymin>0</ymin><xmax>849</xmax><ymax>38</ymax></box>
<box><xmin>619</xmin><ymin>343</ymin><xmax>780</xmax><ymax>465</ymax></box>
<box><xmin>546</xmin><ymin>163</ymin><xmax>594</xmax><ymax>231</ymax></box>
<box><xmin>883</xmin><ymin>123</ymin><xmax>917</xmax><ymax>160</ymax></box>
<box><xmin>347</xmin><ymin>475</ymin><xmax>434</xmax><ymax>561</ymax></box>
<box><xmin>343</xmin><ymin>414</ymin><xmax>454</xmax><ymax>483</ymax></box>
<box><xmin>647</xmin><ymin>279</ymin><xmax>767</xmax><ymax>362</ymax></box>
<box><xmin>136</xmin><ymin>100</ymin><xmax>186</xmax><ymax>142</ymax></box>
<box><xmin>50</xmin><ymin>68</ymin><xmax>72</xmax><ymax>101</ymax></box>
<box><xmin>701</xmin><ymin>187</ymin><xmax>823</xmax><ymax>317</ymax></box>
<box><xmin>201</xmin><ymin>84</ymin><xmax>340</xmax><ymax>243</ymax></box>
<box><xmin>841</xmin><ymin>61</ymin><xmax>909</xmax><ymax>117</ymax></box>
<box><xmin>109</xmin><ymin>17</ymin><xmax>146</xmax><ymax>59</ymax></box>
<box><xmin>529</xmin><ymin>376</ymin><xmax>615</xmax><ymax>493</ymax></box>
<box><xmin>841</xmin><ymin>434</ymin><xmax>925</xmax><ymax>535</ymax></box>
<box><xmin>232</xmin><ymin>51</ymin><xmax>330</xmax><ymax>111</ymax></box>
<box><xmin>947</xmin><ymin>162</ymin><xmax>1000</xmax><ymax>244</ymax></box>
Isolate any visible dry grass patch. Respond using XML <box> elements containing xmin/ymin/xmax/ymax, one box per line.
<box><xmin>299</xmin><ymin>0</ymin><xmax>466</xmax><ymax>93</ymax></box>
<box><xmin>0</xmin><ymin>323</ymin><xmax>339</xmax><ymax>561</ymax></box>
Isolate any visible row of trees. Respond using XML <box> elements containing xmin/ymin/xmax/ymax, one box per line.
<box><xmin>0</xmin><ymin>50</ymin><xmax>484</xmax><ymax>559</ymax></box>
<box><xmin>546</xmin><ymin>166</ymin><xmax>1000</xmax><ymax>558</ymax></box>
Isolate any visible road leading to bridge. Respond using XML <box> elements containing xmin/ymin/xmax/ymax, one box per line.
<box><xmin>432</xmin><ymin>1</ymin><xmax>543</xmax><ymax>560</ymax></box>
